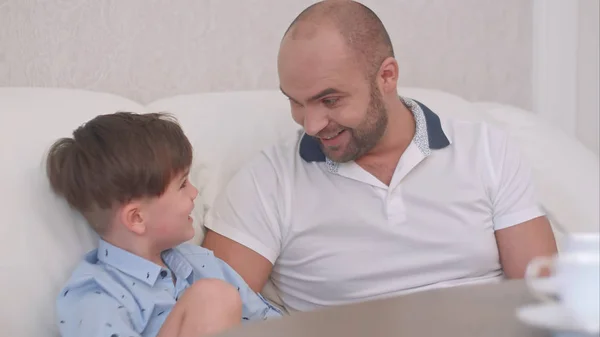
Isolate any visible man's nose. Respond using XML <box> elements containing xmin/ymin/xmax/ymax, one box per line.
<box><xmin>303</xmin><ymin>108</ymin><xmax>329</xmax><ymax>136</ymax></box>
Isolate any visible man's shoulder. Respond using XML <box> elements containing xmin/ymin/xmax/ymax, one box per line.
<box><xmin>257</xmin><ymin>128</ymin><xmax>304</xmax><ymax>162</ymax></box>
<box><xmin>438</xmin><ymin>117</ymin><xmax>518</xmax><ymax>181</ymax></box>
<box><xmin>235</xmin><ymin>128</ymin><xmax>306</xmax><ymax>176</ymax></box>
<box><xmin>440</xmin><ymin>116</ymin><xmax>510</xmax><ymax>151</ymax></box>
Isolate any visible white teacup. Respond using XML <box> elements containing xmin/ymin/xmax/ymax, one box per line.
<box><xmin>560</xmin><ymin>232</ymin><xmax>600</xmax><ymax>254</ymax></box>
<box><xmin>526</xmin><ymin>252</ymin><xmax>600</xmax><ymax>333</ymax></box>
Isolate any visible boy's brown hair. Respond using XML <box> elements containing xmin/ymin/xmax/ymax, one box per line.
<box><xmin>46</xmin><ymin>112</ymin><xmax>193</xmax><ymax>234</ymax></box>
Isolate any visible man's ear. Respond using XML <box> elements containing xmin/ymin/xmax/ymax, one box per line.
<box><xmin>377</xmin><ymin>56</ymin><xmax>399</xmax><ymax>95</ymax></box>
<box><xmin>117</xmin><ymin>201</ymin><xmax>146</xmax><ymax>235</ymax></box>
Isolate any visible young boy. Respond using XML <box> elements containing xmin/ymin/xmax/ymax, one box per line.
<box><xmin>47</xmin><ymin>112</ymin><xmax>282</xmax><ymax>337</ymax></box>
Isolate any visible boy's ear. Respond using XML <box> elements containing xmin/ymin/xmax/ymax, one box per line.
<box><xmin>118</xmin><ymin>201</ymin><xmax>146</xmax><ymax>235</ymax></box>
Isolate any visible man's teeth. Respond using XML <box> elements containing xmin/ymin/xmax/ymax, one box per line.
<box><xmin>323</xmin><ymin>130</ymin><xmax>343</xmax><ymax>140</ymax></box>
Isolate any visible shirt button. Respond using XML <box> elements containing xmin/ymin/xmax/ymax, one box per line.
<box><xmin>160</xmin><ymin>270</ymin><xmax>168</xmax><ymax>278</ymax></box>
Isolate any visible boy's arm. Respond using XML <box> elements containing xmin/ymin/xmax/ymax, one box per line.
<box><xmin>57</xmin><ymin>287</ymin><xmax>140</xmax><ymax>337</ymax></box>
<box><xmin>211</xmin><ymin>255</ymin><xmax>283</xmax><ymax>321</ymax></box>
<box><xmin>58</xmin><ymin>287</ymin><xmax>187</xmax><ymax>337</ymax></box>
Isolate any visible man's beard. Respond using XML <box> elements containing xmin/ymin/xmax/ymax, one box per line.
<box><xmin>320</xmin><ymin>84</ymin><xmax>388</xmax><ymax>163</ymax></box>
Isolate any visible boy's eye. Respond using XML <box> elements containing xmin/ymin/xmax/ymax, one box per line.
<box><xmin>180</xmin><ymin>179</ymin><xmax>188</xmax><ymax>189</ymax></box>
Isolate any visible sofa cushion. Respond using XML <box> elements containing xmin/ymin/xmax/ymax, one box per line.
<box><xmin>148</xmin><ymin>87</ymin><xmax>482</xmax><ymax>237</ymax></box>
<box><xmin>0</xmin><ymin>88</ymin><xmax>145</xmax><ymax>336</ymax></box>
<box><xmin>146</xmin><ymin>90</ymin><xmax>302</xmax><ymax>243</ymax></box>
<box><xmin>1</xmin><ymin>87</ymin><xmax>597</xmax><ymax>336</ymax></box>
<box><xmin>471</xmin><ymin>102</ymin><xmax>600</xmax><ymax>235</ymax></box>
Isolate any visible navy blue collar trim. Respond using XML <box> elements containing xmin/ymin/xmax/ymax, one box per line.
<box><xmin>420</xmin><ymin>100</ymin><xmax>451</xmax><ymax>150</ymax></box>
<box><xmin>299</xmin><ymin>131</ymin><xmax>327</xmax><ymax>162</ymax></box>
<box><xmin>299</xmin><ymin>99</ymin><xmax>450</xmax><ymax>162</ymax></box>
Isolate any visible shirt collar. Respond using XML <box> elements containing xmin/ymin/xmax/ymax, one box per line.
<box><xmin>162</xmin><ymin>249</ymin><xmax>194</xmax><ymax>284</ymax></box>
<box><xmin>299</xmin><ymin>96</ymin><xmax>451</xmax><ymax>165</ymax></box>
<box><xmin>97</xmin><ymin>239</ymin><xmax>192</xmax><ymax>287</ymax></box>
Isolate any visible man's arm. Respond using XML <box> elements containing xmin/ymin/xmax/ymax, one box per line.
<box><xmin>487</xmin><ymin>126</ymin><xmax>557</xmax><ymax>278</ymax></box>
<box><xmin>202</xmin><ymin>246</ymin><xmax>283</xmax><ymax>319</ymax></box>
<box><xmin>202</xmin><ymin>152</ymin><xmax>285</xmax><ymax>293</ymax></box>
<box><xmin>495</xmin><ymin>216</ymin><xmax>557</xmax><ymax>278</ymax></box>
<box><xmin>203</xmin><ymin>230</ymin><xmax>274</xmax><ymax>293</ymax></box>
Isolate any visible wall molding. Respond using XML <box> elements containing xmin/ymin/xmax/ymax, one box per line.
<box><xmin>532</xmin><ymin>0</ymin><xmax>579</xmax><ymax>136</ymax></box>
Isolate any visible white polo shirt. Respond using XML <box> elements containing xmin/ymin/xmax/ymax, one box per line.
<box><xmin>205</xmin><ymin>97</ymin><xmax>544</xmax><ymax>312</ymax></box>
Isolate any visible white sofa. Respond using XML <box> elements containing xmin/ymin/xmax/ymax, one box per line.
<box><xmin>0</xmin><ymin>87</ymin><xmax>598</xmax><ymax>337</ymax></box>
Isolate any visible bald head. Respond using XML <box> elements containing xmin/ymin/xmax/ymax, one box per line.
<box><xmin>283</xmin><ymin>0</ymin><xmax>394</xmax><ymax>79</ymax></box>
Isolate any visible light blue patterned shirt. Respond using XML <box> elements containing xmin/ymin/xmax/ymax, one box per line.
<box><xmin>56</xmin><ymin>240</ymin><xmax>282</xmax><ymax>337</ymax></box>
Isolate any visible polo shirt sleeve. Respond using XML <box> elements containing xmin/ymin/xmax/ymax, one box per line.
<box><xmin>486</xmin><ymin>126</ymin><xmax>545</xmax><ymax>230</ymax></box>
<box><xmin>56</xmin><ymin>284</ymin><xmax>139</xmax><ymax>337</ymax></box>
<box><xmin>205</xmin><ymin>152</ymin><xmax>285</xmax><ymax>264</ymax></box>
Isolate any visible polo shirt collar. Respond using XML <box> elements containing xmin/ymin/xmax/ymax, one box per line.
<box><xmin>97</xmin><ymin>239</ymin><xmax>193</xmax><ymax>287</ymax></box>
<box><xmin>299</xmin><ymin>97</ymin><xmax>451</xmax><ymax>164</ymax></box>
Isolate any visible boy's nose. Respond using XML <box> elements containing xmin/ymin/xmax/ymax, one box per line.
<box><xmin>189</xmin><ymin>183</ymin><xmax>199</xmax><ymax>200</ymax></box>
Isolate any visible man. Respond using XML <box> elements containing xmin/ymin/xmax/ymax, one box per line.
<box><xmin>203</xmin><ymin>0</ymin><xmax>557</xmax><ymax>312</ymax></box>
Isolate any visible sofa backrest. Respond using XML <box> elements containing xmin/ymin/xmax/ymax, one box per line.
<box><xmin>0</xmin><ymin>86</ymin><xmax>476</xmax><ymax>335</ymax></box>
<box><xmin>0</xmin><ymin>88</ymin><xmax>145</xmax><ymax>336</ymax></box>
<box><xmin>0</xmin><ymin>87</ymin><xmax>597</xmax><ymax>336</ymax></box>
<box><xmin>145</xmin><ymin>87</ymin><xmax>482</xmax><ymax>240</ymax></box>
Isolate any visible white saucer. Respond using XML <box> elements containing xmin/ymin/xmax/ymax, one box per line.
<box><xmin>516</xmin><ymin>302</ymin><xmax>599</xmax><ymax>336</ymax></box>
<box><xmin>528</xmin><ymin>276</ymin><xmax>559</xmax><ymax>298</ymax></box>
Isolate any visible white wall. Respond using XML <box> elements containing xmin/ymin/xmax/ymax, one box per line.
<box><xmin>533</xmin><ymin>0</ymin><xmax>599</xmax><ymax>155</ymax></box>
<box><xmin>0</xmin><ymin>0</ymin><xmax>533</xmax><ymax>107</ymax></box>
<box><xmin>576</xmin><ymin>0</ymin><xmax>599</xmax><ymax>154</ymax></box>
<box><xmin>0</xmin><ymin>0</ymin><xmax>597</xmax><ymax>153</ymax></box>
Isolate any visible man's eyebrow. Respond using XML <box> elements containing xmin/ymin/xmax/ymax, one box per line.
<box><xmin>308</xmin><ymin>88</ymin><xmax>341</xmax><ymax>102</ymax></box>
<box><xmin>279</xmin><ymin>87</ymin><xmax>342</xmax><ymax>104</ymax></box>
<box><xmin>279</xmin><ymin>87</ymin><xmax>297</xmax><ymax>102</ymax></box>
